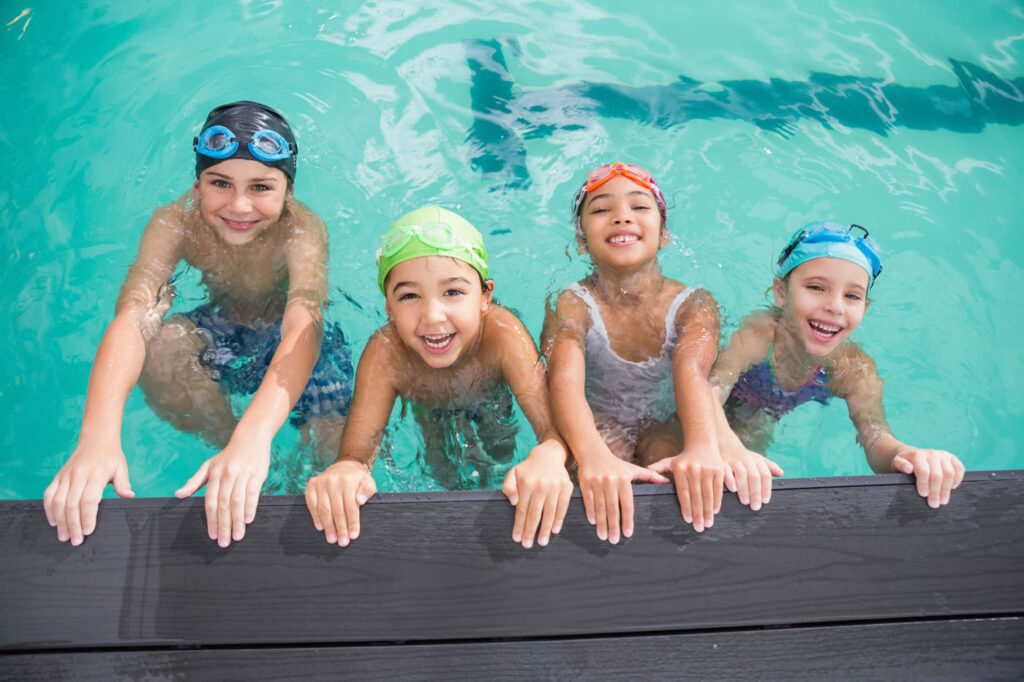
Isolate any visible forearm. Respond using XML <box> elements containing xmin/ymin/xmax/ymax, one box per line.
<box><xmin>863</xmin><ymin>430</ymin><xmax>905</xmax><ymax>473</ymax></box>
<box><xmin>675</xmin><ymin>367</ymin><xmax>719</xmax><ymax>453</ymax></box>
<box><xmin>78</xmin><ymin>314</ymin><xmax>148</xmax><ymax>446</ymax></box>
<box><xmin>550</xmin><ymin>378</ymin><xmax>610</xmax><ymax>464</ymax></box>
<box><xmin>233</xmin><ymin>319</ymin><xmax>319</xmax><ymax>445</ymax></box>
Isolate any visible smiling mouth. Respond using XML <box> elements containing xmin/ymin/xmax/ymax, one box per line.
<box><xmin>222</xmin><ymin>218</ymin><xmax>258</xmax><ymax>231</ymax></box>
<box><xmin>607</xmin><ymin>234</ymin><xmax>640</xmax><ymax>246</ymax></box>
<box><xmin>808</xmin><ymin>320</ymin><xmax>841</xmax><ymax>340</ymax></box>
<box><xmin>421</xmin><ymin>333</ymin><xmax>455</xmax><ymax>354</ymax></box>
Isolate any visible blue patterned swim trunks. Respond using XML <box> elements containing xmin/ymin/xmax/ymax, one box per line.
<box><xmin>183</xmin><ymin>304</ymin><xmax>353</xmax><ymax>425</ymax></box>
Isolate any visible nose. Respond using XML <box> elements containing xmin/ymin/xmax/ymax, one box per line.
<box><xmin>230</xmin><ymin>190</ymin><xmax>253</xmax><ymax>213</ymax></box>
<box><xmin>823</xmin><ymin>290</ymin><xmax>843</xmax><ymax>314</ymax></box>
<box><xmin>421</xmin><ymin>297</ymin><xmax>447</xmax><ymax>324</ymax></box>
<box><xmin>612</xmin><ymin>202</ymin><xmax>632</xmax><ymax>224</ymax></box>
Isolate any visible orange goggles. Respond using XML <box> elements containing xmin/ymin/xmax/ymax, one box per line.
<box><xmin>573</xmin><ymin>161</ymin><xmax>667</xmax><ymax>231</ymax></box>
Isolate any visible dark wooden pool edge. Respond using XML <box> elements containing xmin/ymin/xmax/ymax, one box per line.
<box><xmin>2</xmin><ymin>471</ymin><xmax>1022</xmax><ymax>680</ymax></box>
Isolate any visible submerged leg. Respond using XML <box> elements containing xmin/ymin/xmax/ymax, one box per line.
<box><xmin>138</xmin><ymin>315</ymin><xmax>236</xmax><ymax>449</ymax></box>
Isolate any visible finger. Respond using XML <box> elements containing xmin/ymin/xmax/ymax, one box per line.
<box><xmin>305</xmin><ymin>484</ymin><xmax>323</xmax><ymax>532</ymax></box>
<box><xmin>688</xmin><ymin>471</ymin><xmax>707</xmax><ymax>532</ymax></box>
<box><xmin>928</xmin><ymin>456</ymin><xmax>943</xmax><ymax>508</ymax></box>
<box><xmin>65</xmin><ymin>476</ymin><xmax>91</xmax><ymax>546</ymax></box>
<box><xmin>176</xmin><ymin>460</ymin><xmax>211</xmax><ymax>499</ymax></box>
<box><xmin>343</xmin><ymin>485</ymin><xmax>362</xmax><ymax>543</ymax></box>
<box><xmin>675</xmin><ymin>475</ymin><xmax>695</xmax><ymax>529</ymax></box>
<box><xmin>701</xmin><ymin>470</ymin><xmax>716</xmax><ymax>527</ymax></box>
<box><xmin>536</xmin><ymin>489</ymin><xmax>560</xmax><ymax>547</ymax></box>
<box><xmin>714</xmin><ymin>467</ymin><xmax>724</xmax><ymax>515</ymax></box>
<box><xmin>204</xmin><ymin>475</ymin><xmax>221</xmax><ymax>542</ymax></box>
<box><xmin>891</xmin><ymin>455</ymin><xmax>913</xmax><ymax>476</ymax></box>
<box><xmin>913</xmin><ymin>459</ymin><xmax>930</xmax><ymax>499</ymax></box>
<box><xmin>43</xmin><ymin>479</ymin><xmax>58</xmax><ymax>526</ymax></box>
<box><xmin>733</xmin><ymin>463</ymin><xmax>750</xmax><ymax>506</ymax></box>
<box><xmin>244</xmin><ymin>476</ymin><xmax>262</xmax><ymax>524</ymax></box>
<box><xmin>79</xmin><ymin>475</ymin><xmax>105</xmax><ymax>538</ymax></box>
<box><xmin>747</xmin><ymin>464</ymin><xmax>762</xmax><ymax>511</ymax></box>
<box><xmin>952</xmin><ymin>459</ymin><xmax>965</xmax><ymax>489</ymax></box>
<box><xmin>51</xmin><ymin>475</ymin><xmax>71</xmax><ymax>541</ymax></box>
<box><xmin>356</xmin><ymin>475</ymin><xmax>377</xmax><ymax>506</ymax></box>
<box><xmin>552</xmin><ymin>484</ymin><xmax>571</xmax><ymax>535</ymax></box>
<box><xmin>592</xmin><ymin>483</ymin><xmax>609</xmax><ymax>541</ymax></box>
<box><xmin>511</xmin><ymin>485</ymin><xmax>530</xmax><ymax>545</ymax></box>
<box><xmin>604</xmin><ymin>483</ymin><xmax>621</xmax><ymax>544</ymax></box>
<box><xmin>632</xmin><ymin>464</ymin><xmax>671</xmax><ymax>485</ymax></box>
<box><xmin>762</xmin><ymin>461</ymin><xmax>775</xmax><ymax>505</ymax></box>
<box><xmin>939</xmin><ymin>459</ymin><xmax>955</xmax><ymax>506</ymax></box>
<box><xmin>646</xmin><ymin>458</ymin><xmax>671</xmax><ymax>476</ymax></box>
<box><xmin>581</xmin><ymin>482</ymin><xmax>596</xmax><ymax>526</ymax></box>
<box><xmin>112</xmin><ymin>464</ymin><xmax>134</xmax><ymax>498</ymax></box>
<box><xmin>501</xmin><ymin>471</ymin><xmax>519</xmax><ymax>506</ymax></box>
<box><xmin>217</xmin><ymin>475</ymin><xmax>235</xmax><ymax>547</ymax></box>
<box><xmin>318</xmin><ymin>491</ymin><xmax>339</xmax><ymax>544</ymax></box>
<box><xmin>723</xmin><ymin>465</ymin><xmax>737</xmax><ymax>493</ymax></box>
<box><xmin>767</xmin><ymin>459</ymin><xmax>784</xmax><ymax>477</ymax></box>
<box><xmin>619</xmin><ymin>477</ymin><xmax>634</xmax><ymax>540</ymax></box>
<box><xmin>522</xmin><ymin>490</ymin><xmax>546</xmax><ymax>549</ymax></box>
<box><xmin>230</xmin><ymin>477</ymin><xmax>247</xmax><ymax>542</ymax></box>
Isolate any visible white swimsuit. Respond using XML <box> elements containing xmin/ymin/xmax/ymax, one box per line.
<box><xmin>569</xmin><ymin>282</ymin><xmax>693</xmax><ymax>429</ymax></box>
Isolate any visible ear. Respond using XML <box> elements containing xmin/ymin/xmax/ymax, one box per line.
<box><xmin>192</xmin><ymin>179</ymin><xmax>201</xmax><ymax>199</ymax></box>
<box><xmin>481</xmin><ymin>280</ymin><xmax>495</xmax><ymax>312</ymax></box>
<box><xmin>575</xmin><ymin>232</ymin><xmax>588</xmax><ymax>255</ymax></box>
<box><xmin>384</xmin><ymin>298</ymin><xmax>393</xmax><ymax>321</ymax></box>
<box><xmin>864</xmin><ymin>297</ymin><xmax>871</xmax><ymax>312</ymax></box>
<box><xmin>772</xmin><ymin>277</ymin><xmax>787</xmax><ymax>307</ymax></box>
<box><xmin>285</xmin><ymin>183</ymin><xmax>294</xmax><ymax>200</ymax></box>
<box><xmin>660</xmin><ymin>228</ymin><xmax>671</xmax><ymax>249</ymax></box>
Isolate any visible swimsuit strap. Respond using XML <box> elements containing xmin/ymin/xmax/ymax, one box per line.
<box><xmin>661</xmin><ymin>286</ymin><xmax>693</xmax><ymax>351</ymax></box>
<box><xmin>568</xmin><ymin>282</ymin><xmax>609</xmax><ymax>340</ymax></box>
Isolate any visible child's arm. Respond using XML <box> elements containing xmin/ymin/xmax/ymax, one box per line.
<box><xmin>542</xmin><ymin>291</ymin><xmax>669</xmax><ymax>545</ymax></box>
<box><xmin>43</xmin><ymin>205</ymin><xmax>184</xmax><ymax>545</ymax></box>
<box><xmin>647</xmin><ymin>290</ymin><xmax>726</xmax><ymax>532</ymax></box>
<box><xmin>305</xmin><ymin>331</ymin><xmax>398</xmax><ymax>546</ymax></box>
<box><xmin>836</xmin><ymin>347</ymin><xmax>965</xmax><ymax>508</ymax></box>
<box><xmin>175</xmin><ymin>205</ymin><xmax>327</xmax><ymax>547</ymax></box>
<box><xmin>487</xmin><ymin>306</ymin><xmax>573</xmax><ymax>549</ymax></box>
<box><xmin>708</xmin><ymin>314</ymin><xmax>783</xmax><ymax>510</ymax></box>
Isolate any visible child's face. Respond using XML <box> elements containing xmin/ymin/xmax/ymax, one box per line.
<box><xmin>578</xmin><ymin>175</ymin><xmax>667</xmax><ymax>270</ymax></box>
<box><xmin>774</xmin><ymin>258</ymin><xmax>870</xmax><ymax>356</ymax></box>
<box><xmin>384</xmin><ymin>256</ymin><xmax>493</xmax><ymax>369</ymax></box>
<box><xmin>192</xmin><ymin>158</ymin><xmax>291</xmax><ymax>246</ymax></box>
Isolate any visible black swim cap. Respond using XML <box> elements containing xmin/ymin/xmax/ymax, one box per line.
<box><xmin>194</xmin><ymin>101</ymin><xmax>298</xmax><ymax>181</ymax></box>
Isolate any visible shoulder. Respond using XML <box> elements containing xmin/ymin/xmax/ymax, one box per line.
<box><xmin>732</xmin><ymin>310</ymin><xmax>778</xmax><ymax>345</ymax></box>
<box><xmin>673</xmin><ymin>286</ymin><xmax>720</xmax><ymax>328</ymax></box>
<box><xmin>483</xmin><ymin>303</ymin><xmax>531</xmax><ymax>341</ymax></box>
<box><xmin>829</xmin><ymin>342</ymin><xmax>883</xmax><ymax>397</ymax></box>
<box><xmin>280</xmin><ymin>198</ymin><xmax>328</xmax><ymax>246</ymax></box>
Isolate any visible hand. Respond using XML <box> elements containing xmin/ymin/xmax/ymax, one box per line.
<box><xmin>891</xmin><ymin>447</ymin><xmax>965</xmax><ymax>508</ymax></box>
<box><xmin>577</xmin><ymin>447</ymin><xmax>670</xmax><ymax>545</ymax></box>
<box><xmin>648</xmin><ymin>447</ymin><xmax>725</xmax><ymax>532</ymax></box>
<box><xmin>175</xmin><ymin>439</ymin><xmax>271</xmax><ymax>547</ymax></box>
<box><xmin>501</xmin><ymin>440</ymin><xmax>573</xmax><ymax>549</ymax></box>
<box><xmin>43</xmin><ymin>442</ymin><xmax>135</xmax><ymax>546</ymax></box>
<box><xmin>305</xmin><ymin>458</ymin><xmax>377</xmax><ymax>546</ymax></box>
<box><xmin>720</xmin><ymin>443</ymin><xmax>783</xmax><ymax>511</ymax></box>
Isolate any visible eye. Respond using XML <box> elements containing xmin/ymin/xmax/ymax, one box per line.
<box><xmin>251</xmin><ymin>183</ymin><xmax>271</xmax><ymax>192</ymax></box>
<box><xmin>444</xmin><ymin>288</ymin><xmax>466</xmax><ymax>297</ymax></box>
<box><xmin>397</xmin><ymin>292</ymin><xmax>418</xmax><ymax>301</ymax></box>
<box><xmin>211</xmin><ymin>179</ymin><xmax>230</xmax><ymax>189</ymax></box>
<box><xmin>806</xmin><ymin>284</ymin><xmax>824</xmax><ymax>292</ymax></box>
<box><xmin>845</xmin><ymin>292</ymin><xmax>863</xmax><ymax>301</ymax></box>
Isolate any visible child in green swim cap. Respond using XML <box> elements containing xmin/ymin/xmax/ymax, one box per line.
<box><xmin>711</xmin><ymin>221</ymin><xmax>964</xmax><ymax>511</ymax></box>
<box><xmin>306</xmin><ymin>205</ymin><xmax>572</xmax><ymax>549</ymax></box>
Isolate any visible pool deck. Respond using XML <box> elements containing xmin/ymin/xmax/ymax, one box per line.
<box><xmin>1</xmin><ymin>470</ymin><xmax>1022</xmax><ymax>680</ymax></box>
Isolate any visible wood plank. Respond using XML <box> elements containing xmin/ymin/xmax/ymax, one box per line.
<box><xmin>2</xmin><ymin>618</ymin><xmax>1021</xmax><ymax>681</ymax></box>
<box><xmin>1</xmin><ymin>472</ymin><xmax>1022</xmax><ymax>650</ymax></box>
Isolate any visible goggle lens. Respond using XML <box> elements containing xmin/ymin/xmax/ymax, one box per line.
<box><xmin>195</xmin><ymin>126</ymin><xmax>293</xmax><ymax>162</ymax></box>
<box><xmin>585</xmin><ymin>162</ymin><xmax>655</xmax><ymax>192</ymax></box>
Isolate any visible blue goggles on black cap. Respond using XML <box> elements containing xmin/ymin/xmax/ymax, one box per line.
<box><xmin>194</xmin><ymin>101</ymin><xmax>298</xmax><ymax>181</ymax></box>
<box><xmin>195</xmin><ymin>125</ymin><xmax>294</xmax><ymax>163</ymax></box>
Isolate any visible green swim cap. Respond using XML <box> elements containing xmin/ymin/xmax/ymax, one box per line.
<box><xmin>376</xmin><ymin>205</ymin><xmax>490</xmax><ymax>294</ymax></box>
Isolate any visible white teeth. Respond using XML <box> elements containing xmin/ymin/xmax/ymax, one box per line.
<box><xmin>810</xmin><ymin>321</ymin><xmax>840</xmax><ymax>335</ymax></box>
<box><xmin>423</xmin><ymin>334</ymin><xmax>453</xmax><ymax>348</ymax></box>
<box><xmin>608</xmin><ymin>234</ymin><xmax>638</xmax><ymax>244</ymax></box>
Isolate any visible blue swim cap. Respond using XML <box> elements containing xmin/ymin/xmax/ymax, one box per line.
<box><xmin>776</xmin><ymin>221</ymin><xmax>883</xmax><ymax>286</ymax></box>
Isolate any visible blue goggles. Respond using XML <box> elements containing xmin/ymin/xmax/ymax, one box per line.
<box><xmin>777</xmin><ymin>222</ymin><xmax>883</xmax><ymax>283</ymax></box>
<box><xmin>194</xmin><ymin>125</ymin><xmax>295</xmax><ymax>162</ymax></box>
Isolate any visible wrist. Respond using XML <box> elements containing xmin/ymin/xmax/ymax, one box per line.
<box><xmin>338</xmin><ymin>455</ymin><xmax>373</xmax><ymax>474</ymax></box>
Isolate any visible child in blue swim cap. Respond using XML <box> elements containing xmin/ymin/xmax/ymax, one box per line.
<box><xmin>542</xmin><ymin>162</ymin><xmax>727</xmax><ymax>545</ymax></box>
<box><xmin>44</xmin><ymin>101</ymin><xmax>352</xmax><ymax>549</ymax></box>
<box><xmin>305</xmin><ymin>206</ymin><xmax>572</xmax><ymax>550</ymax></box>
<box><xmin>711</xmin><ymin>221</ymin><xmax>964</xmax><ymax>510</ymax></box>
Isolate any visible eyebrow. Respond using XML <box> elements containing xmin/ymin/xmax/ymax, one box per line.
<box><xmin>206</xmin><ymin>171</ymin><xmax>279</xmax><ymax>184</ymax></box>
<box><xmin>586</xmin><ymin>190</ymin><xmax>653</xmax><ymax>206</ymax></box>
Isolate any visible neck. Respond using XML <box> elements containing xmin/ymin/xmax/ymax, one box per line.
<box><xmin>772</xmin><ymin>312</ymin><xmax>830</xmax><ymax>379</ymax></box>
<box><xmin>588</xmin><ymin>258</ymin><xmax>665</xmax><ymax>301</ymax></box>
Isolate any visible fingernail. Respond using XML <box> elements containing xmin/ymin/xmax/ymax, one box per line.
<box><xmin>553</xmin><ymin>524</ymin><xmax>562</xmax><ymax>534</ymax></box>
<box><xmin>338</xmin><ymin>536</ymin><xmax>349</xmax><ymax>547</ymax></box>
<box><xmin>597</xmin><ymin>528</ymin><xmax>607</xmax><ymax>540</ymax></box>
<box><xmin>523</xmin><ymin>539</ymin><xmax>533</xmax><ymax>549</ymax></box>
<box><xmin>218</xmin><ymin>537</ymin><xmax>229</xmax><ymax>548</ymax></box>
<box><xmin>233</xmin><ymin>529</ymin><xmax>243</xmax><ymax>541</ymax></box>
<box><xmin>694</xmin><ymin>521</ymin><xmax>704</xmax><ymax>533</ymax></box>
<box><xmin>58</xmin><ymin>531</ymin><xmax>68</xmax><ymax>542</ymax></box>
<box><xmin>512</xmin><ymin>532</ymin><xmax>522</xmax><ymax>542</ymax></box>
<box><xmin>350</xmin><ymin>529</ymin><xmax>359</xmax><ymax>540</ymax></box>
<box><xmin>71</xmin><ymin>536</ymin><xmax>82</xmax><ymax>546</ymax></box>
<box><xmin>623</xmin><ymin>527</ymin><xmax>633</xmax><ymax>538</ymax></box>
<box><xmin>326</xmin><ymin>533</ymin><xmax>336</xmax><ymax>543</ymax></box>
<box><xmin>538</xmin><ymin>535</ymin><xmax>548</xmax><ymax>547</ymax></box>
<box><xmin>509</xmin><ymin>496</ymin><xmax>518</xmax><ymax>505</ymax></box>
<box><xmin>609</xmin><ymin>534</ymin><xmax>620</xmax><ymax>545</ymax></box>
<box><xmin>751</xmin><ymin>501</ymin><xmax>761</xmax><ymax>511</ymax></box>
<box><xmin>314</xmin><ymin>522</ymin><xmax>323</xmax><ymax>531</ymax></box>
<box><xmin>356</xmin><ymin>494</ymin><xmax>367</xmax><ymax>505</ymax></box>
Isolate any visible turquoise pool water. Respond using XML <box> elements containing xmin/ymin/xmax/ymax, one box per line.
<box><xmin>3</xmin><ymin>1</ymin><xmax>1023</xmax><ymax>499</ymax></box>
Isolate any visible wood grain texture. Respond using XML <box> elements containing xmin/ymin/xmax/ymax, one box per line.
<box><xmin>2</xmin><ymin>618</ymin><xmax>1021</xmax><ymax>681</ymax></box>
<box><xmin>1</xmin><ymin>472</ymin><xmax>1021</xmax><ymax>650</ymax></box>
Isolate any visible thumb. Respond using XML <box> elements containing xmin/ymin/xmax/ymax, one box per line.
<box><xmin>634</xmin><ymin>463</ymin><xmax>671</xmax><ymax>484</ymax></box>
<box><xmin>501</xmin><ymin>469</ymin><xmax>519</xmax><ymax>505</ymax></box>
<box><xmin>646</xmin><ymin>458</ymin><xmax>672</xmax><ymax>476</ymax></box>
<box><xmin>175</xmin><ymin>459</ymin><xmax>211</xmax><ymax>498</ymax></box>
<box><xmin>355</xmin><ymin>474</ymin><xmax>377</xmax><ymax>506</ymax></box>
<box><xmin>892</xmin><ymin>455</ymin><xmax>913</xmax><ymax>475</ymax></box>
<box><xmin>767</xmin><ymin>458</ymin><xmax>784</xmax><ymax>477</ymax></box>
<box><xmin>112</xmin><ymin>461</ymin><xmax>135</xmax><ymax>498</ymax></box>
<box><xmin>724</xmin><ymin>465</ymin><xmax>737</xmax><ymax>492</ymax></box>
